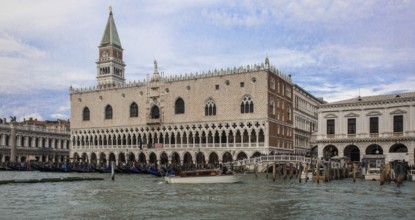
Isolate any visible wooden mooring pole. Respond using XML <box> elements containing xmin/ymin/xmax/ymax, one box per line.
<box><xmin>352</xmin><ymin>163</ymin><xmax>356</xmax><ymax>182</ymax></box>
<box><xmin>316</xmin><ymin>161</ymin><xmax>320</xmax><ymax>184</ymax></box>
<box><xmin>111</xmin><ymin>161</ymin><xmax>115</xmax><ymax>181</ymax></box>
<box><xmin>272</xmin><ymin>162</ymin><xmax>276</xmax><ymax>182</ymax></box>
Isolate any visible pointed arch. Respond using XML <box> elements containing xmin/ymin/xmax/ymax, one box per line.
<box><xmin>150</xmin><ymin>105</ymin><xmax>160</xmax><ymax>119</ymax></box>
<box><xmin>175</xmin><ymin>97</ymin><xmax>185</xmax><ymax>114</ymax></box>
<box><xmin>105</xmin><ymin>105</ymin><xmax>113</xmax><ymax>119</ymax></box>
<box><xmin>241</xmin><ymin>95</ymin><xmax>254</xmax><ymax>113</ymax></box>
<box><xmin>205</xmin><ymin>98</ymin><xmax>216</xmax><ymax>116</ymax></box>
<box><xmin>83</xmin><ymin>107</ymin><xmax>90</xmax><ymax>121</ymax></box>
<box><xmin>130</xmin><ymin>102</ymin><xmax>138</xmax><ymax>117</ymax></box>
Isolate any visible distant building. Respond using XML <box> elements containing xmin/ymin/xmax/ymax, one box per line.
<box><xmin>69</xmin><ymin>10</ymin><xmax>297</xmax><ymax>166</ymax></box>
<box><xmin>0</xmin><ymin>118</ymin><xmax>70</xmax><ymax>162</ymax></box>
<box><xmin>315</xmin><ymin>92</ymin><xmax>415</xmax><ymax>165</ymax></box>
<box><xmin>293</xmin><ymin>84</ymin><xmax>325</xmax><ymax>155</ymax></box>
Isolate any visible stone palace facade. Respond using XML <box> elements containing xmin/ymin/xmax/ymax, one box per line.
<box><xmin>0</xmin><ymin>118</ymin><xmax>70</xmax><ymax>163</ymax></box>
<box><xmin>69</xmin><ymin>10</ymin><xmax>301</xmax><ymax>166</ymax></box>
<box><xmin>315</xmin><ymin>92</ymin><xmax>415</xmax><ymax>165</ymax></box>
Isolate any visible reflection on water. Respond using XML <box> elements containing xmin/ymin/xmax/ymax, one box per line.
<box><xmin>1</xmin><ymin>171</ymin><xmax>414</xmax><ymax>219</ymax></box>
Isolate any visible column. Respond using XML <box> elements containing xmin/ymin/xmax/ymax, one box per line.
<box><xmin>10</xmin><ymin>121</ymin><xmax>17</xmax><ymax>162</ymax></box>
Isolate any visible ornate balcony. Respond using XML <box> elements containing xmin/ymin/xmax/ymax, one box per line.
<box><xmin>146</xmin><ymin>118</ymin><xmax>161</xmax><ymax>125</ymax></box>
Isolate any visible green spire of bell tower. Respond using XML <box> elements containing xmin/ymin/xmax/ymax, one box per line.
<box><xmin>96</xmin><ymin>7</ymin><xmax>126</xmax><ymax>86</ymax></box>
<box><xmin>100</xmin><ymin>6</ymin><xmax>122</xmax><ymax>48</ymax></box>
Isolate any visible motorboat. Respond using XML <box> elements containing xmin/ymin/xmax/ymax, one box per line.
<box><xmin>365</xmin><ymin>167</ymin><xmax>381</xmax><ymax>181</ymax></box>
<box><xmin>164</xmin><ymin>169</ymin><xmax>241</xmax><ymax>184</ymax></box>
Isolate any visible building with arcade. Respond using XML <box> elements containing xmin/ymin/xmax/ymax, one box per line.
<box><xmin>315</xmin><ymin>92</ymin><xmax>415</xmax><ymax>165</ymax></box>
<box><xmin>69</xmin><ymin>10</ymin><xmax>297</xmax><ymax>166</ymax></box>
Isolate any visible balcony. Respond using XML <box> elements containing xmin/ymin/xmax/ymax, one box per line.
<box><xmin>146</xmin><ymin>118</ymin><xmax>161</xmax><ymax>125</ymax></box>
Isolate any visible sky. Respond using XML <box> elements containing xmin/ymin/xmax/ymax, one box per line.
<box><xmin>0</xmin><ymin>0</ymin><xmax>414</xmax><ymax>121</ymax></box>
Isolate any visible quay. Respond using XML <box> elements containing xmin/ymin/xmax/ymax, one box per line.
<box><xmin>0</xmin><ymin>177</ymin><xmax>104</xmax><ymax>185</ymax></box>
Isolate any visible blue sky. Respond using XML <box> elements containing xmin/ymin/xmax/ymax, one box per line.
<box><xmin>1</xmin><ymin>0</ymin><xmax>414</xmax><ymax>121</ymax></box>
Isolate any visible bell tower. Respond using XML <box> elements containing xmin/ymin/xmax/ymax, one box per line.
<box><xmin>96</xmin><ymin>7</ymin><xmax>126</xmax><ymax>86</ymax></box>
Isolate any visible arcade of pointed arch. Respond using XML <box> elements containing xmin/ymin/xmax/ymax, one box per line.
<box><xmin>71</xmin><ymin>120</ymin><xmax>268</xmax><ymax>163</ymax></box>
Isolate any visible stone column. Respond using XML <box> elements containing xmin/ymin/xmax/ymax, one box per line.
<box><xmin>10</xmin><ymin>121</ymin><xmax>17</xmax><ymax>162</ymax></box>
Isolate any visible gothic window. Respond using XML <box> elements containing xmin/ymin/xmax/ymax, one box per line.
<box><xmin>130</xmin><ymin>102</ymin><xmax>138</xmax><ymax>117</ymax></box>
<box><xmin>205</xmin><ymin>98</ymin><xmax>216</xmax><ymax>116</ymax></box>
<box><xmin>287</xmin><ymin>106</ymin><xmax>292</xmax><ymax>120</ymax></box>
<box><xmin>151</xmin><ymin>105</ymin><xmax>160</xmax><ymax>119</ymax></box>
<box><xmin>271</xmin><ymin>78</ymin><xmax>275</xmax><ymax>90</ymax></box>
<box><xmin>105</xmin><ymin>105</ymin><xmax>113</xmax><ymax>119</ymax></box>
<box><xmin>393</xmin><ymin>115</ymin><xmax>403</xmax><ymax>133</ymax></box>
<box><xmin>82</xmin><ymin>107</ymin><xmax>90</xmax><ymax>121</ymax></box>
<box><xmin>175</xmin><ymin>98</ymin><xmax>185</xmax><ymax>114</ymax></box>
<box><xmin>240</xmin><ymin>95</ymin><xmax>254</xmax><ymax>114</ymax></box>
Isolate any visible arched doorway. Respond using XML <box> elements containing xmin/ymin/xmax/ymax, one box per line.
<box><xmin>237</xmin><ymin>152</ymin><xmax>247</xmax><ymax>160</ymax></box>
<box><xmin>150</xmin><ymin>105</ymin><xmax>160</xmax><ymax>119</ymax></box>
<box><xmin>109</xmin><ymin>153</ymin><xmax>116</xmax><ymax>163</ymax></box>
<box><xmin>322</xmin><ymin>145</ymin><xmax>338</xmax><ymax>160</ymax></box>
<box><xmin>73</xmin><ymin>153</ymin><xmax>79</xmax><ymax>162</ymax></box>
<box><xmin>100</xmin><ymin>153</ymin><xmax>107</xmax><ymax>164</ymax></box>
<box><xmin>160</xmin><ymin>152</ymin><xmax>168</xmax><ymax>165</ymax></box>
<box><xmin>183</xmin><ymin>152</ymin><xmax>193</xmax><ymax>164</ymax></box>
<box><xmin>251</xmin><ymin>151</ymin><xmax>261</xmax><ymax>158</ymax></box>
<box><xmin>5</xmin><ymin>156</ymin><xmax>10</xmax><ymax>162</ymax></box>
<box><xmin>90</xmin><ymin>153</ymin><xmax>97</xmax><ymax>164</ymax></box>
<box><xmin>208</xmin><ymin>152</ymin><xmax>219</xmax><ymax>165</ymax></box>
<box><xmin>196</xmin><ymin>152</ymin><xmax>205</xmax><ymax>165</ymax></box>
<box><xmin>222</xmin><ymin>152</ymin><xmax>233</xmax><ymax>163</ymax></box>
<box><xmin>149</xmin><ymin>152</ymin><xmax>157</xmax><ymax>164</ymax></box>
<box><xmin>118</xmin><ymin>153</ymin><xmax>126</xmax><ymax>164</ymax></box>
<box><xmin>139</xmin><ymin>153</ymin><xmax>146</xmax><ymax>163</ymax></box>
<box><xmin>128</xmin><ymin>153</ymin><xmax>136</xmax><ymax>162</ymax></box>
<box><xmin>366</xmin><ymin>144</ymin><xmax>383</xmax><ymax>155</ymax></box>
<box><xmin>344</xmin><ymin>145</ymin><xmax>360</xmax><ymax>162</ymax></box>
<box><xmin>389</xmin><ymin>143</ymin><xmax>408</xmax><ymax>153</ymax></box>
<box><xmin>20</xmin><ymin>156</ymin><xmax>26</xmax><ymax>163</ymax></box>
<box><xmin>81</xmin><ymin>153</ymin><xmax>88</xmax><ymax>162</ymax></box>
<box><xmin>171</xmin><ymin>152</ymin><xmax>180</xmax><ymax>164</ymax></box>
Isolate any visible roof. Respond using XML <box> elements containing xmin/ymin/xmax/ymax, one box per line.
<box><xmin>327</xmin><ymin>91</ymin><xmax>415</xmax><ymax>105</ymax></box>
<box><xmin>100</xmin><ymin>11</ymin><xmax>122</xmax><ymax>48</ymax></box>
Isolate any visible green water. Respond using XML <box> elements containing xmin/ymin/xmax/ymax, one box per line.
<box><xmin>0</xmin><ymin>171</ymin><xmax>414</xmax><ymax>219</ymax></box>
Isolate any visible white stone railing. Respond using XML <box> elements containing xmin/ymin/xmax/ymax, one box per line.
<box><xmin>229</xmin><ymin>155</ymin><xmax>316</xmax><ymax>167</ymax></box>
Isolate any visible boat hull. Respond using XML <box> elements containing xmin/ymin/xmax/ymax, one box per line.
<box><xmin>364</xmin><ymin>174</ymin><xmax>380</xmax><ymax>181</ymax></box>
<box><xmin>164</xmin><ymin>175</ymin><xmax>241</xmax><ymax>184</ymax></box>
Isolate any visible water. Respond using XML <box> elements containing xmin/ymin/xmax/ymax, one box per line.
<box><xmin>1</xmin><ymin>172</ymin><xmax>414</xmax><ymax>219</ymax></box>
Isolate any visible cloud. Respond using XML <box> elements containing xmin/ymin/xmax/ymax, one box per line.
<box><xmin>1</xmin><ymin>0</ymin><xmax>414</xmax><ymax>120</ymax></box>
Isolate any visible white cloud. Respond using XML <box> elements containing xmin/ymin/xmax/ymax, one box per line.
<box><xmin>1</xmin><ymin>0</ymin><xmax>414</xmax><ymax>120</ymax></box>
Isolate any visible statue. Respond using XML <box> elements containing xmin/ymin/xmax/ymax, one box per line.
<box><xmin>10</xmin><ymin>116</ymin><xmax>17</xmax><ymax>122</ymax></box>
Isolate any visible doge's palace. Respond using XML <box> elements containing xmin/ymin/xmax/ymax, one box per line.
<box><xmin>69</xmin><ymin>10</ymin><xmax>296</xmax><ymax>166</ymax></box>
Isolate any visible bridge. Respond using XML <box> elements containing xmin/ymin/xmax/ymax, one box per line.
<box><xmin>227</xmin><ymin>155</ymin><xmax>318</xmax><ymax>172</ymax></box>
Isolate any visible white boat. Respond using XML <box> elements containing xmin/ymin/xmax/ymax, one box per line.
<box><xmin>365</xmin><ymin>167</ymin><xmax>381</xmax><ymax>181</ymax></box>
<box><xmin>164</xmin><ymin>169</ymin><xmax>241</xmax><ymax>184</ymax></box>
<box><xmin>407</xmin><ymin>170</ymin><xmax>415</xmax><ymax>181</ymax></box>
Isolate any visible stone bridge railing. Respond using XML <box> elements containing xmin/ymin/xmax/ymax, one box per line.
<box><xmin>228</xmin><ymin>155</ymin><xmax>316</xmax><ymax>168</ymax></box>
